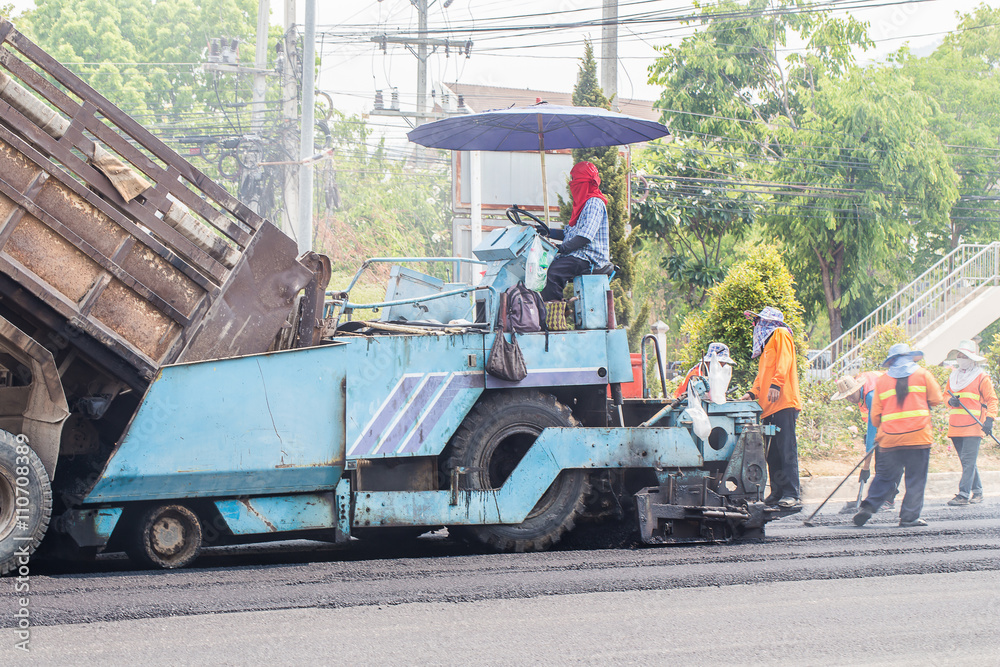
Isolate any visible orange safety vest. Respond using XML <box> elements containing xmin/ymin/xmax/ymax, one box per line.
<box><xmin>945</xmin><ymin>372</ymin><xmax>998</xmax><ymax>438</ymax></box>
<box><xmin>949</xmin><ymin>376</ymin><xmax>987</xmax><ymax>428</ymax></box>
<box><xmin>874</xmin><ymin>372</ymin><xmax>932</xmax><ymax>437</ymax></box>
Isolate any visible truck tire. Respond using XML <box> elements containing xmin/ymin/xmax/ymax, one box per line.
<box><xmin>127</xmin><ymin>504</ymin><xmax>203</xmax><ymax>569</ymax></box>
<box><xmin>445</xmin><ymin>391</ymin><xmax>590</xmax><ymax>552</ymax></box>
<box><xmin>0</xmin><ymin>431</ymin><xmax>52</xmax><ymax>576</ymax></box>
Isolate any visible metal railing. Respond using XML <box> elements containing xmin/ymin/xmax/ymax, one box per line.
<box><xmin>809</xmin><ymin>242</ymin><xmax>1000</xmax><ymax>379</ymax></box>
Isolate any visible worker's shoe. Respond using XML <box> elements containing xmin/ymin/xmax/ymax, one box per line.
<box><xmin>777</xmin><ymin>496</ymin><xmax>801</xmax><ymax>509</ymax></box>
<box><xmin>899</xmin><ymin>518</ymin><xmax>928</xmax><ymax>527</ymax></box>
<box><xmin>763</xmin><ymin>493</ymin><xmax>781</xmax><ymax>507</ymax></box>
<box><xmin>881</xmin><ymin>500</ymin><xmax>895</xmax><ymax>511</ymax></box>
<box><xmin>970</xmin><ymin>493</ymin><xmax>984</xmax><ymax>504</ymax></box>
<box><xmin>947</xmin><ymin>494</ymin><xmax>970</xmax><ymax>506</ymax></box>
<box><xmin>853</xmin><ymin>505</ymin><xmax>874</xmax><ymax>527</ymax></box>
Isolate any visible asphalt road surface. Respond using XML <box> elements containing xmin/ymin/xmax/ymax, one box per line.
<box><xmin>3</xmin><ymin>498</ymin><xmax>1000</xmax><ymax>665</ymax></box>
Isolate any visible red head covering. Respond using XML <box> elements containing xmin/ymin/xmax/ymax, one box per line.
<box><xmin>568</xmin><ymin>161</ymin><xmax>608</xmax><ymax>226</ymax></box>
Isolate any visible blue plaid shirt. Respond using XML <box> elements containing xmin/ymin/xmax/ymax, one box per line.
<box><xmin>565</xmin><ymin>197</ymin><xmax>610</xmax><ymax>268</ymax></box>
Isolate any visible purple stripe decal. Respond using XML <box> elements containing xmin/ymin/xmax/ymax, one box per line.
<box><xmin>350</xmin><ymin>375</ymin><xmax>422</xmax><ymax>456</ymax></box>
<box><xmin>373</xmin><ymin>374</ymin><xmax>448</xmax><ymax>455</ymax></box>
<box><xmin>485</xmin><ymin>369</ymin><xmax>603</xmax><ymax>389</ymax></box>
<box><xmin>398</xmin><ymin>373</ymin><xmax>485</xmax><ymax>454</ymax></box>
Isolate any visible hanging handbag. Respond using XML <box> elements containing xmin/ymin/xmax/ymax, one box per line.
<box><xmin>486</xmin><ymin>293</ymin><xmax>528</xmax><ymax>382</ymax></box>
<box><xmin>486</xmin><ymin>330</ymin><xmax>528</xmax><ymax>382</ymax></box>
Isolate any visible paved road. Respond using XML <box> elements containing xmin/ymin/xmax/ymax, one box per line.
<box><xmin>3</xmin><ymin>498</ymin><xmax>1000</xmax><ymax>664</ymax></box>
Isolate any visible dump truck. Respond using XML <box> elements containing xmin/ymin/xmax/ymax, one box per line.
<box><xmin>0</xmin><ymin>20</ymin><xmax>793</xmax><ymax>572</ymax></box>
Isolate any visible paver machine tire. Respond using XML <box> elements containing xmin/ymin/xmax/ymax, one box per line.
<box><xmin>0</xmin><ymin>430</ymin><xmax>52</xmax><ymax>575</ymax></box>
<box><xmin>127</xmin><ymin>504</ymin><xmax>203</xmax><ymax>570</ymax></box>
<box><xmin>444</xmin><ymin>390</ymin><xmax>590</xmax><ymax>552</ymax></box>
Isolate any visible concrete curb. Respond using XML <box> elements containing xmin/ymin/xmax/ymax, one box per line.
<box><xmin>798</xmin><ymin>471</ymin><xmax>1000</xmax><ymax>503</ymax></box>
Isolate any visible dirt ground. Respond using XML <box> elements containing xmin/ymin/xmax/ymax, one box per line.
<box><xmin>800</xmin><ymin>438</ymin><xmax>1000</xmax><ymax>477</ymax></box>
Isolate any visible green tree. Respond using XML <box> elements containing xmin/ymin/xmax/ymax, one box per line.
<box><xmin>558</xmin><ymin>40</ymin><xmax>643</xmax><ymax>338</ymax></box>
<box><xmin>894</xmin><ymin>6</ymin><xmax>1000</xmax><ymax>256</ymax></box>
<box><xmin>632</xmin><ymin>139</ymin><xmax>757</xmax><ymax>308</ymax></box>
<box><xmin>682</xmin><ymin>244</ymin><xmax>806</xmax><ymax>389</ymax></box>
<box><xmin>648</xmin><ymin>0</ymin><xmax>871</xmax><ymax>154</ymax></box>
<box><xmin>313</xmin><ymin>113</ymin><xmax>451</xmax><ymax>273</ymax></box>
<box><xmin>20</xmin><ymin>0</ymin><xmax>259</xmax><ymax>121</ymax></box>
<box><xmin>766</xmin><ymin>67</ymin><xmax>958</xmax><ymax>339</ymax></box>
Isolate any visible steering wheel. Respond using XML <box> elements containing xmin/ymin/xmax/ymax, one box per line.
<box><xmin>506</xmin><ymin>205</ymin><xmax>550</xmax><ymax>237</ymax></box>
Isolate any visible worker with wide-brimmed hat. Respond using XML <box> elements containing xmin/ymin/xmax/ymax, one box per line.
<box><xmin>832</xmin><ymin>370</ymin><xmax>896</xmax><ymax>512</ymax></box>
<box><xmin>944</xmin><ymin>339</ymin><xmax>996</xmax><ymax>506</ymax></box>
<box><xmin>739</xmin><ymin>306</ymin><xmax>802</xmax><ymax>508</ymax></box>
<box><xmin>854</xmin><ymin>343</ymin><xmax>943</xmax><ymax>528</ymax></box>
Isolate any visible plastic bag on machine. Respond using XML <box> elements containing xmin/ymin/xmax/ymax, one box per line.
<box><xmin>706</xmin><ymin>353</ymin><xmax>732</xmax><ymax>405</ymax></box>
<box><xmin>525</xmin><ymin>236</ymin><xmax>554</xmax><ymax>292</ymax></box>
<box><xmin>686</xmin><ymin>382</ymin><xmax>712</xmax><ymax>441</ymax></box>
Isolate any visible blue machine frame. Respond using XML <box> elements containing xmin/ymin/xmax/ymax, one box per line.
<box><xmin>66</xmin><ymin>224</ymin><xmax>770</xmax><ymax>555</ymax></box>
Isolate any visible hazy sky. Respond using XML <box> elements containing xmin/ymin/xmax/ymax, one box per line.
<box><xmin>3</xmin><ymin>0</ymin><xmax>992</xmax><ymax>142</ymax></box>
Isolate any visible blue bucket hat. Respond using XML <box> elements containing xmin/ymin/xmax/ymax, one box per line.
<box><xmin>703</xmin><ymin>342</ymin><xmax>735</xmax><ymax>365</ymax></box>
<box><xmin>882</xmin><ymin>343</ymin><xmax>924</xmax><ymax>378</ymax></box>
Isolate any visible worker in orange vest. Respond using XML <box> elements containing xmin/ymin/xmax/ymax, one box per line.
<box><xmin>739</xmin><ymin>306</ymin><xmax>802</xmax><ymax>509</ymax></box>
<box><xmin>832</xmin><ymin>371</ymin><xmax>898</xmax><ymax>512</ymax></box>
<box><xmin>944</xmin><ymin>339</ymin><xmax>996</xmax><ymax>506</ymax></box>
<box><xmin>854</xmin><ymin>343</ymin><xmax>943</xmax><ymax>528</ymax></box>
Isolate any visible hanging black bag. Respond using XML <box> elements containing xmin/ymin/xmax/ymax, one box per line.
<box><xmin>486</xmin><ymin>293</ymin><xmax>528</xmax><ymax>382</ymax></box>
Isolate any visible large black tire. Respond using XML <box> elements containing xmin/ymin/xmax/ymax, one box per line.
<box><xmin>0</xmin><ymin>431</ymin><xmax>52</xmax><ymax>576</ymax></box>
<box><xmin>127</xmin><ymin>504</ymin><xmax>203</xmax><ymax>569</ymax></box>
<box><xmin>445</xmin><ymin>391</ymin><xmax>590</xmax><ymax>552</ymax></box>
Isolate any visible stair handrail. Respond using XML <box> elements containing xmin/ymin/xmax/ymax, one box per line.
<box><xmin>825</xmin><ymin>245</ymin><xmax>999</xmax><ymax>375</ymax></box>
<box><xmin>810</xmin><ymin>242</ymin><xmax>1000</xmax><ymax>376</ymax></box>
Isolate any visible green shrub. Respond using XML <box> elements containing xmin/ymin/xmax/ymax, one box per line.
<box><xmin>986</xmin><ymin>331</ymin><xmax>1000</xmax><ymax>386</ymax></box>
<box><xmin>680</xmin><ymin>244</ymin><xmax>806</xmax><ymax>390</ymax></box>
<box><xmin>857</xmin><ymin>325</ymin><xmax>912</xmax><ymax>371</ymax></box>
<box><xmin>798</xmin><ymin>379</ymin><xmax>866</xmax><ymax>459</ymax></box>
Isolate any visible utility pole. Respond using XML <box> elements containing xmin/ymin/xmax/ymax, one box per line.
<box><xmin>281</xmin><ymin>0</ymin><xmax>298</xmax><ymax>236</ymax></box>
<box><xmin>416</xmin><ymin>0</ymin><xmax>428</xmax><ymax>122</ymax></box>
<box><xmin>252</xmin><ymin>0</ymin><xmax>270</xmax><ymax>132</ymax></box>
<box><xmin>297</xmin><ymin>0</ymin><xmax>316</xmax><ymax>254</ymax></box>
<box><xmin>601</xmin><ymin>0</ymin><xmax>619</xmax><ymax>111</ymax></box>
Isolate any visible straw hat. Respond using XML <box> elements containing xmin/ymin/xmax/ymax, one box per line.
<box><xmin>946</xmin><ymin>339</ymin><xmax>985</xmax><ymax>363</ymax></box>
<box><xmin>831</xmin><ymin>375</ymin><xmax>865</xmax><ymax>401</ymax></box>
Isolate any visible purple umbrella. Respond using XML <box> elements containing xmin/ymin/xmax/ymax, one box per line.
<box><xmin>407</xmin><ymin>103</ymin><xmax>670</xmax><ymax>223</ymax></box>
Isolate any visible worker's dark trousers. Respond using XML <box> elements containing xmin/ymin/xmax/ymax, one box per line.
<box><xmin>541</xmin><ymin>256</ymin><xmax>590</xmax><ymax>301</ymax></box>
<box><xmin>764</xmin><ymin>407</ymin><xmax>800</xmax><ymax>499</ymax></box>
<box><xmin>862</xmin><ymin>446</ymin><xmax>930</xmax><ymax>523</ymax></box>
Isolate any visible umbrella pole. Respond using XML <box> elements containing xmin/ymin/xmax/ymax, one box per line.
<box><xmin>537</xmin><ymin>116</ymin><xmax>550</xmax><ymax>225</ymax></box>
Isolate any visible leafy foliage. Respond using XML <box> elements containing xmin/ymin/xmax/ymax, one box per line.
<box><xmin>19</xmin><ymin>0</ymin><xmax>260</xmax><ymax>121</ymax></box>
<box><xmin>681</xmin><ymin>244</ymin><xmax>806</xmax><ymax>389</ymax></box>
<box><xmin>648</xmin><ymin>0</ymin><xmax>871</xmax><ymax>153</ymax></box>
<box><xmin>312</xmin><ymin>114</ymin><xmax>451</xmax><ymax>274</ymax></box>
<box><xmin>894</xmin><ymin>6</ymin><xmax>1000</xmax><ymax>258</ymax></box>
<box><xmin>766</xmin><ymin>67</ymin><xmax>959</xmax><ymax>338</ymax></box>
<box><xmin>985</xmin><ymin>331</ymin><xmax>1000</xmax><ymax>388</ymax></box>
<box><xmin>857</xmin><ymin>325</ymin><xmax>912</xmax><ymax>372</ymax></box>
<box><xmin>632</xmin><ymin>139</ymin><xmax>757</xmax><ymax>308</ymax></box>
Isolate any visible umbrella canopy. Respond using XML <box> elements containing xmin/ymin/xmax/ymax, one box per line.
<box><xmin>406</xmin><ymin>103</ymin><xmax>670</xmax><ymax>152</ymax></box>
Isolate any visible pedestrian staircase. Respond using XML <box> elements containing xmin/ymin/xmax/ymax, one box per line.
<box><xmin>808</xmin><ymin>242</ymin><xmax>1000</xmax><ymax>379</ymax></box>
